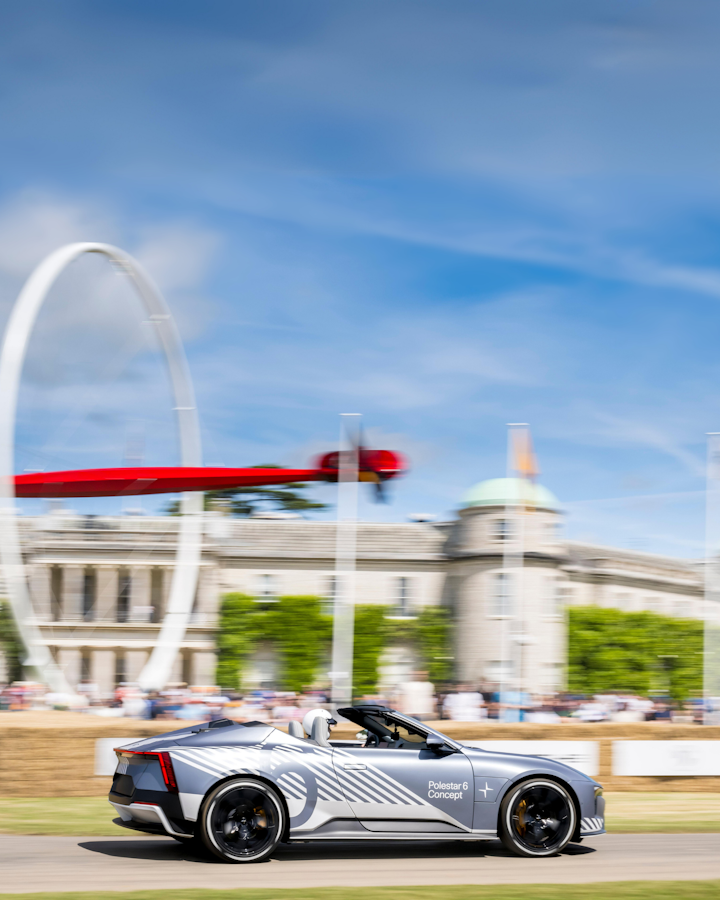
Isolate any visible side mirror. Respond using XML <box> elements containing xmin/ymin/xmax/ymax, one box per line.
<box><xmin>426</xmin><ymin>734</ymin><xmax>447</xmax><ymax>752</ymax></box>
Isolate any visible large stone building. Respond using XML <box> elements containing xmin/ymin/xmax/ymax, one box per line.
<box><xmin>3</xmin><ymin>477</ymin><xmax>715</xmax><ymax>695</ymax></box>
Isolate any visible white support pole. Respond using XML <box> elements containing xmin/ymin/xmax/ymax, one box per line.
<box><xmin>330</xmin><ymin>413</ymin><xmax>360</xmax><ymax>713</ymax></box>
<box><xmin>0</xmin><ymin>243</ymin><xmax>202</xmax><ymax>695</ymax></box>
<box><xmin>704</xmin><ymin>433</ymin><xmax>720</xmax><ymax>724</ymax></box>
<box><xmin>499</xmin><ymin>423</ymin><xmax>527</xmax><ymax>720</ymax></box>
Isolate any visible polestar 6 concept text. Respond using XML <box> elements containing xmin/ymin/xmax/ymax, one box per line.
<box><xmin>109</xmin><ymin>705</ymin><xmax>605</xmax><ymax>862</ymax></box>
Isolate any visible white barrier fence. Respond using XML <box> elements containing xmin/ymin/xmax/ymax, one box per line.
<box><xmin>96</xmin><ymin>738</ymin><xmax>135</xmax><ymax>776</ymax></box>
<box><xmin>460</xmin><ymin>740</ymin><xmax>720</xmax><ymax>778</ymax></box>
<box><xmin>463</xmin><ymin>741</ymin><xmax>600</xmax><ymax>776</ymax></box>
<box><xmin>95</xmin><ymin>737</ymin><xmax>720</xmax><ymax>778</ymax></box>
<box><xmin>612</xmin><ymin>741</ymin><xmax>720</xmax><ymax>776</ymax></box>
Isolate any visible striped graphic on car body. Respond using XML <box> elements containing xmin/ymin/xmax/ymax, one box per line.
<box><xmin>331</xmin><ymin>747</ymin><xmax>429</xmax><ymax>807</ymax></box>
<box><xmin>170</xmin><ymin>742</ymin><xmax>348</xmax><ymax>804</ymax></box>
<box><xmin>170</xmin><ymin>746</ymin><xmax>263</xmax><ymax>779</ymax></box>
<box><xmin>580</xmin><ymin>816</ymin><xmax>604</xmax><ymax>834</ymax></box>
<box><xmin>271</xmin><ymin>746</ymin><xmax>345</xmax><ymax>801</ymax></box>
<box><xmin>168</xmin><ymin>741</ymin><xmax>429</xmax><ymax>811</ymax></box>
<box><xmin>276</xmin><ymin>772</ymin><xmax>307</xmax><ymax>801</ymax></box>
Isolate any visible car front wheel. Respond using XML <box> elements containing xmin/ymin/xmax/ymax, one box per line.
<box><xmin>199</xmin><ymin>778</ymin><xmax>285</xmax><ymax>863</ymax></box>
<box><xmin>499</xmin><ymin>778</ymin><xmax>576</xmax><ymax>857</ymax></box>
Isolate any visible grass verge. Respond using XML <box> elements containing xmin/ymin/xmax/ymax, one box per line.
<box><xmin>0</xmin><ymin>793</ymin><xmax>719</xmax><ymax>836</ymax></box>
<box><xmin>0</xmin><ymin>884</ymin><xmax>719</xmax><ymax>900</ymax></box>
<box><xmin>605</xmin><ymin>792</ymin><xmax>720</xmax><ymax>833</ymax></box>
<box><xmin>0</xmin><ymin>798</ymin><xmax>122</xmax><ymax>836</ymax></box>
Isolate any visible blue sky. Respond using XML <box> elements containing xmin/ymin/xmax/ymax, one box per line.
<box><xmin>2</xmin><ymin>1</ymin><xmax>720</xmax><ymax>555</ymax></box>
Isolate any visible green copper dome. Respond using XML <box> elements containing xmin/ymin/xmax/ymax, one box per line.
<box><xmin>462</xmin><ymin>477</ymin><xmax>560</xmax><ymax>511</ymax></box>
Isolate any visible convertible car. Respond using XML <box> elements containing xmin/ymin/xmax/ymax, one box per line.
<box><xmin>109</xmin><ymin>705</ymin><xmax>605</xmax><ymax>863</ymax></box>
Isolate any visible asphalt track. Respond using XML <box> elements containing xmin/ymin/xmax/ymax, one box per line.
<box><xmin>1</xmin><ymin>833</ymin><xmax>719</xmax><ymax>893</ymax></box>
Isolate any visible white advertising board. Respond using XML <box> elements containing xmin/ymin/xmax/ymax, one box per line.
<box><xmin>612</xmin><ymin>741</ymin><xmax>720</xmax><ymax>776</ymax></box>
<box><xmin>462</xmin><ymin>741</ymin><xmax>599</xmax><ymax>777</ymax></box>
<box><xmin>95</xmin><ymin>738</ymin><xmax>134</xmax><ymax>776</ymax></box>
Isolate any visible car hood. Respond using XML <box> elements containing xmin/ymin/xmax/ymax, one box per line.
<box><xmin>460</xmin><ymin>744</ymin><xmax>596</xmax><ymax>784</ymax></box>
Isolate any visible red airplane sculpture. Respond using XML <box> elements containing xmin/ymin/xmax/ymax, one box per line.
<box><xmin>13</xmin><ymin>448</ymin><xmax>407</xmax><ymax>499</ymax></box>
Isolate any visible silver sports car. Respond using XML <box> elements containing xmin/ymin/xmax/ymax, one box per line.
<box><xmin>109</xmin><ymin>704</ymin><xmax>605</xmax><ymax>863</ymax></box>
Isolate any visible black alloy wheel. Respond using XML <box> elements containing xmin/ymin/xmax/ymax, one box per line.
<box><xmin>200</xmin><ymin>779</ymin><xmax>284</xmax><ymax>863</ymax></box>
<box><xmin>499</xmin><ymin>779</ymin><xmax>576</xmax><ymax>857</ymax></box>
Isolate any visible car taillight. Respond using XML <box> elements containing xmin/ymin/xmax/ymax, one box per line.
<box><xmin>157</xmin><ymin>751</ymin><xmax>178</xmax><ymax>793</ymax></box>
<box><xmin>114</xmin><ymin>748</ymin><xmax>179</xmax><ymax>794</ymax></box>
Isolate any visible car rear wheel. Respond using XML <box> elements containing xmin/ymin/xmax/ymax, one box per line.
<box><xmin>199</xmin><ymin>778</ymin><xmax>285</xmax><ymax>863</ymax></box>
<box><xmin>499</xmin><ymin>779</ymin><xmax>576</xmax><ymax>857</ymax></box>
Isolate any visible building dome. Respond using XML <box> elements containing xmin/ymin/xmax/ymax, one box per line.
<box><xmin>462</xmin><ymin>477</ymin><xmax>560</xmax><ymax>511</ymax></box>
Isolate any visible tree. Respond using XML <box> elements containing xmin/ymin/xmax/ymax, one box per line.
<box><xmin>166</xmin><ymin>465</ymin><xmax>328</xmax><ymax>516</ymax></box>
<box><xmin>215</xmin><ymin>593</ymin><xmax>453</xmax><ymax>697</ymax></box>
<box><xmin>568</xmin><ymin>606</ymin><xmax>703</xmax><ymax>704</ymax></box>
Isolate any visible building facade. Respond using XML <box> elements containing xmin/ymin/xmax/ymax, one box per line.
<box><xmin>3</xmin><ymin>477</ymin><xmax>715</xmax><ymax>695</ymax></box>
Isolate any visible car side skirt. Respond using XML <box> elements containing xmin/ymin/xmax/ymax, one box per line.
<box><xmin>288</xmin><ymin>818</ymin><xmax>496</xmax><ymax>841</ymax></box>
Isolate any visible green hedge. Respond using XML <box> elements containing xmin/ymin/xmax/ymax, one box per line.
<box><xmin>0</xmin><ymin>599</ymin><xmax>23</xmax><ymax>682</ymax></box>
<box><xmin>216</xmin><ymin>593</ymin><xmax>453</xmax><ymax>695</ymax></box>
<box><xmin>568</xmin><ymin>605</ymin><xmax>703</xmax><ymax>703</ymax></box>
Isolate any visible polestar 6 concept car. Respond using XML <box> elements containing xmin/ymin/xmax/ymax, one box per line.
<box><xmin>109</xmin><ymin>705</ymin><xmax>605</xmax><ymax>863</ymax></box>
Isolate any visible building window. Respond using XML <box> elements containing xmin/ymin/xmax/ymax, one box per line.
<box><xmin>82</xmin><ymin>569</ymin><xmax>96</xmax><ymax>621</ymax></box>
<box><xmin>493</xmin><ymin>519</ymin><xmax>513</xmax><ymax>542</ymax></box>
<box><xmin>396</xmin><ymin>576</ymin><xmax>411</xmax><ymax>616</ymax></box>
<box><xmin>115</xmin><ymin>654</ymin><xmax>126</xmax><ymax>686</ymax></box>
<box><xmin>50</xmin><ymin>567</ymin><xmax>63</xmax><ymax>621</ymax></box>
<box><xmin>80</xmin><ymin>652</ymin><xmax>91</xmax><ymax>682</ymax></box>
<box><xmin>324</xmin><ymin>576</ymin><xmax>336</xmax><ymax>617</ymax></box>
<box><xmin>181</xmin><ymin>652</ymin><xmax>192</xmax><ymax>686</ymax></box>
<box><xmin>117</xmin><ymin>570</ymin><xmax>131</xmax><ymax>623</ymax></box>
<box><xmin>492</xmin><ymin>572</ymin><xmax>512</xmax><ymax>617</ymax></box>
<box><xmin>256</xmin><ymin>574</ymin><xmax>277</xmax><ymax>602</ymax></box>
<box><xmin>150</xmin><ymin>569</ymin><xmax>163</xmax><ymax>623</ymax></box>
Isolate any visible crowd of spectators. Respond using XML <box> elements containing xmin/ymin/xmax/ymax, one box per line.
<box><xmin>0</xmin><ymin>678</ymin><xmax>710</xmax><ymax>724</ymax></box>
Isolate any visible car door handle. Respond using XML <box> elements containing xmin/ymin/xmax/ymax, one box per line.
<box><xmin>343</xmin><ymin>763</ymin><xmax>367</xmax><ymax>770</ymax></box>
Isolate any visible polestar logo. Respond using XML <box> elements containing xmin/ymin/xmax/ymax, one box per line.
<box><xmin>477</xmin><ymin>782</ymin><xmax>494</xmax><ymax>799</ymax></box>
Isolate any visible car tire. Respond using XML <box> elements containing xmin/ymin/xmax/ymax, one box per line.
<box><xmin>499</xmin><ymin>778</ymin><xmax>576</xmax><ymax>858</ymax></box>
<box><xmin>199</xmin><ymin>778</ymin><xmax>285</xmax><ymax>864</ymax></box>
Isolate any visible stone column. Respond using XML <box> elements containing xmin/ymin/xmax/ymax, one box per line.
<box><xmin>193</xmin><ymin>566</ymin><xmax>217</xmax><ymax>625</ymax></box>
<box><xmin>95</xmin><ymin>567</ymin><xmax>118</xmax><ymax>622</ymax></box>
<box><xmin>130</xmin><ymin>567</ymin><xmax>151</xmax><ymax>622</ymax></box>
<box><xmin>28</xmin><ymin>564</ymin><xmax>52</xmax><ymax>621</ymax></box>
<box><xmin>93</xmin><ymin>649</ymin><xmax>115</xmax><ymax>697</ymax></box>
<box><xmin>126</xmin><ymin>650</ymin><xmax>149</xmax><ymax>683</ymax></box>
<box><xmin>63</xmin><ymin>567</ymin><xmax>84</xmax><ymax>621</ymax></box>
<box><xmin>169</xmin><ymin>650</ymin><xmax>185</xmax><ymax>685</ymax></box>
<box><xmin>58</xmin><ymin>647</ymin><xmax>81</xmax><ymax>691</ymax></box>
<box><xmin>193</xmin><ymin>651</ymin><xmax>217</xmax><ymax>687</ymax></box>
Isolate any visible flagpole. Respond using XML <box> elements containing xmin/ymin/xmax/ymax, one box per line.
<box><xmin>330</xmin><ymin>413</ymin><xmax>360</xmax><ymax>714</ymax></box>
<box><xmin>500</xmin><ymin>423</ymin><xmax>527</xmax><ymax>719</ymax></box>
<box><xmin>704</xmin><ymin>433</ymin><xmax>720</xmax><ymax>725</ymax></box>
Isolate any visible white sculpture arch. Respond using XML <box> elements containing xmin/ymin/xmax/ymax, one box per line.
<box><xmin>0</xmin><ymin>243</ymin><xmax>203</xmax><ymax>694</ymax></box>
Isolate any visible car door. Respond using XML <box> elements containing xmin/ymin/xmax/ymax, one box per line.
<box><xmin>332</xmin><ymin>728</ymin><xmax>474</xmax><ymax>831</ymax></box>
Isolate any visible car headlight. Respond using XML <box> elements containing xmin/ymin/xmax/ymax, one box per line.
<box><xmin>594</xmin><ymin>786</ymin><xmax>603</xmax><ymax>798</ymax></box>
